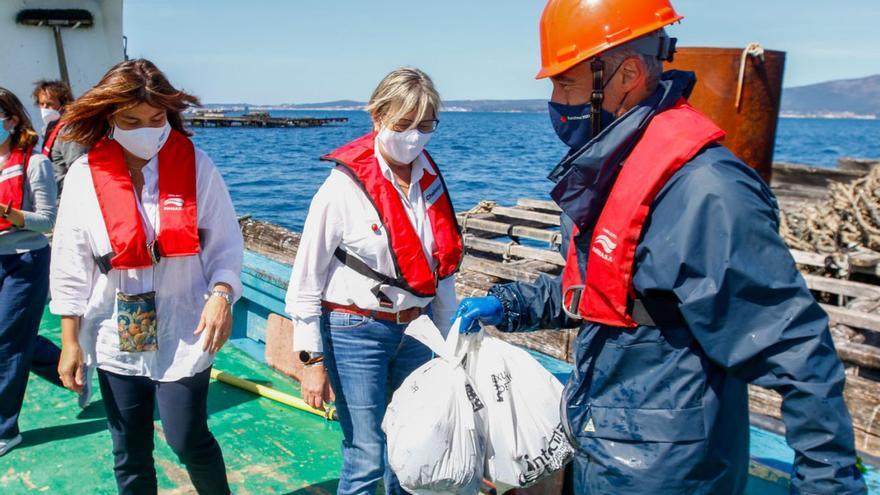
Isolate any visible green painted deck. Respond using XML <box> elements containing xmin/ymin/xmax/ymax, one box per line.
<box><xmin>1</xmin><ymin>310</ymin><xmax>344</xmax><ymax>494</ymax></box>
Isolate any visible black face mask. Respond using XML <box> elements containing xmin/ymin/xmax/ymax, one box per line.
<box><xmin>548</xmin><ymin>101</ymin><xmax>616</xmax><ymax>151</ymax></box>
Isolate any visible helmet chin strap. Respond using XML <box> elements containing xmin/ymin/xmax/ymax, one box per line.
<box><xmin>589</xmin><ymin>58</ymin><xmax>605</xmax><ymax>139</ymax></box>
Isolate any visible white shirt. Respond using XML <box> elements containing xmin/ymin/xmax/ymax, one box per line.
<box><xmin>49</xmin><ymin>148</ymin><xmax>244</xmax><ymax>381</ymax></box>
<box><xmin>285</xmin><ymin>145</ymin><xmax>458</xmax><ymax>352</ymax></box>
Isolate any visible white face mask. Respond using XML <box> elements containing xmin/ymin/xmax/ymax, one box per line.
<box><xmin>40</xmin><ymin>107</ymin><xmax>61</xmax><ymax>127</ymax></box>
<box><xmin>112</xmin><ymin>121</ymin><xmax>171</xmax><ymax>160</ymax></box>
<box><xmin>377</xmin><ymin>126</ymin><xmax>432</xmax><ymax>165</ymax></box>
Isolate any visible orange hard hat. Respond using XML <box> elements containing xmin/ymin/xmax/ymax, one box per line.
<box><xmin>536</xmin><ymin>0</ymin><xmax>684</xmax><ymax>79</ymax></box>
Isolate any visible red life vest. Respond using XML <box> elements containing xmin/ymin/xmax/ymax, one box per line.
<box><xmin>321</xmin><ymin>132</ymin><xmax>463</xmax><ymax>298</ymax></box>
<box><xmin>42</xmin><ymin>121</ymin><xmax>64</xmax><ymax>156</ymax></box>
<box><xmin>0</xmin><ymin>145</ymin><xmax>33</xmax><ymax>231</ymax></box>
<box><xmin>88</xmin><ymin>129</ymin><xmax>200</xmax><ymax>271</ymax></box>
<box><xmin>561</xmin><ymin>99</ymin><xmax>725</xmax><ymax>327</ymax></box>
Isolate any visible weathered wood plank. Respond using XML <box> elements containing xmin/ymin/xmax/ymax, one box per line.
<box><xmin>457</xmin><ymin>214</ymin><xmax>562</xmax><ymax>245</ymax></box>
<box><xmin>790</xmin><ymin>249</ymin><xmax>828</xmax><ymax>268</ymax></box>
<box><xmin>464</xmin><ymin>234</ymin><xmax>565</xmax><ymax>265</ymax></box>
<box><xmin>748</xmin><ymin>378</ymin><xmax>880</xmax><ymax>457</ymax></box>
<box><xmin>240</xmin><ymin>217</ymin><xmax>301</xmax><ymax>264</ymax></box>
<box><xmin>485</xmin><ymin>325</ymin><xmax>577</xmax><ymax>362</ymax></box>
<box><xmin>803</xmin><ymin>274</ymin><xmax>880</xmax><ymax>300</ymax></box>
<box><xmin>837</xmin><ymin>158</ymin><xmax>880</xmax><ymax>174</ymax></box>
<box><xmin>822</xmin><ymin>304</ymin><xmax>880</xmax><ymax>334</ymax></box>
<box><xmin>836</xmin><ymin>340</ymin><xmax>880</xmax><ymax>370</ymax></box>
<box><xmin>517</xmin><ymin>198</ymin><xmax>562</xmax><ymax>213</ymax></box>
<box><xmin>461</xmin><ymin>256</ymin><xmax>543</xmax><ymax>283</ymax></box>
<box><xmin>491</xmin><ymin>206</ymin><xmax>561</xmax><ymax>226</ymax></box>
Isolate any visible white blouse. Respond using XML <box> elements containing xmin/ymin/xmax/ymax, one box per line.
<box><xmin>285</xmin><ymin>144</ymin><xmax>458</xmax><ymax>353</ymax></box>
<box><xmin>49</xmin><ymin>147</ymin><xmax>243</xmax><ymax>381</ymax></box>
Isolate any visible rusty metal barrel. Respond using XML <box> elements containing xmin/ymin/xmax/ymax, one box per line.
<box><xmin>665</xmin><ymin>46</ymin><xmax>786</xmax><ymax>182</ymax></box>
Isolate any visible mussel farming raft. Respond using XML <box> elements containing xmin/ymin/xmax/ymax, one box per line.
<box><xmin>240</xmin><ymin>159</ymin><xmax>880</xmax><ymax>459</ymax></box>
<box><xmin>184</xmin><ymin>112</ymin><xmax>348</xmax><ymax>128</ymax></box>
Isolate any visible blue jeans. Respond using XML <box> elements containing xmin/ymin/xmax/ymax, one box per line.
<box><xmin>320</xmin><ymin>310</ymin><xmax>433</xmax><ymax>495</ymax></box>
<box><xmin>0</xmin><ymin>246</ymin><xmax>50</xmax><ymax>439</ymax></box>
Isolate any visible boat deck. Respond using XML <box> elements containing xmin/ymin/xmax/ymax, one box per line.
<box><xmin>4</xmin><ymin>308</ymin><xmax>879</xmax><ymax>493</ymax></box>
<box><xmin>2</xmin><ymin>310</ymin><xmax>344</xmax><ymax>494</ymax></box>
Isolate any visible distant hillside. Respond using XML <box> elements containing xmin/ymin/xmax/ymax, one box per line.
<box><xmin>285</xmin><ymin>100</ymin><xmax>364</xmax><ymax>110</ymax></box>
<box><xmin>205</xmin><ymin>75</ymin><xmax>880</xmax><ymax>117</ymax></box>
<box><xmin>281</xmin><ymin>99</ymin><xmax>546</xmax><ymax>112</ymax></box>
<box><xmin>444</xmin><ymin>99</ymin><xmax>546</xmax><ymax>112</ymax></box>
<box><xmin>782</xmin><ymin>74</ymin><xmax>880</xmax><ymax>118</ymax></box>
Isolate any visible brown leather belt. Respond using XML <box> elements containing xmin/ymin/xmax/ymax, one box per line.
<box><xmin>321</xmin><ymin>301</ymin><xmax>425</xmax><ymax>325</ymax></box>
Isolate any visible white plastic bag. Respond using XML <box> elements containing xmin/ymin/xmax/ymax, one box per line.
<box><xmin>466</xmin><ymin>331</ymin><xmax>574</xmax><ymax>488</ymax></box>
<box><xmin>382</xmin><ymin>316</ymin><xmax>486</xmax><ymax>495</ymax></box>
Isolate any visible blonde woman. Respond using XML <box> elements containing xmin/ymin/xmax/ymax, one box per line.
<box><xmin>285</xmin><ymin>67</ymin><xmax>461</xmax><ymax>494</ymax></box>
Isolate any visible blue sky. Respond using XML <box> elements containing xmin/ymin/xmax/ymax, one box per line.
<box><xmin>123</xmin><ymin>0</ymin><xmax>880</xmax><ymax>104</ymax></box>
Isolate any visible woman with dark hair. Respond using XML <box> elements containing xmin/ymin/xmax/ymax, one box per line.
<box><xmin>51</xmin><ymin>59</ymin><xmax>243</xmax><ymax>495</ymax></box>
<box><xmin>0</xmin><ymin>87</ymin><xmax>58</xmax><ymax>457</ymax></box>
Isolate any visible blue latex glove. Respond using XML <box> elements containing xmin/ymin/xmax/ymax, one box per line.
<box><xmin>453</xmin><ymin>296</ymin><xmax>504</xmax><ymax>334</ymax></box>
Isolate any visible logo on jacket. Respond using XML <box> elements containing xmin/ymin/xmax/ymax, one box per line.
<box><xmin>591</xmin><ymin>229</ymin><xmax>617</xmax><ymax>263</ymax></box>
<box><xmin>163</xmin><ymin>196</ymin><xmax>185</xmax><ymax>211</ymax></box>
<box><xmin>423</xmin><ymin>179</ymin><xmax>443</xmax><ymax>208</ymax></box>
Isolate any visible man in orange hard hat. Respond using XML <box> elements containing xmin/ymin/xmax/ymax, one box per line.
<box><xmin>454</xmin><ymin>0</ymin><xmax>868</xmax><ymax>493</ymax></box>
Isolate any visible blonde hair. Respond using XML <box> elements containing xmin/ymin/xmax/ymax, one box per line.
<box><xmin>366</xmin><ymin>67</ymin><xmax>441</xmax><ymax>129</ymax></box>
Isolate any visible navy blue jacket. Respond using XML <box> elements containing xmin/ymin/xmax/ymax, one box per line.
<box><xmin>490</xmin><ymin>71</ymin><xmax>866</xmax><ymax>494</ymax></box>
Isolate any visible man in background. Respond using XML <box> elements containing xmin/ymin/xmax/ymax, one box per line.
<box><xmin>32</xmin><ymin>80</ymin><xmax>85</xmax><ymax>195</ymax></box>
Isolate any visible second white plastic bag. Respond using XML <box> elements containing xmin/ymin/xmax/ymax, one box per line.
<box><xmin>466</xmin><ymin>331</ymin><xmax>574</xmax><ymax>487</ymax></box>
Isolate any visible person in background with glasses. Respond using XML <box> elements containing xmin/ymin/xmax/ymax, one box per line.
<box><xmin>285</xmin><ymin>67</ymin><xmax>462</xmax><ymax>495</ymax></box>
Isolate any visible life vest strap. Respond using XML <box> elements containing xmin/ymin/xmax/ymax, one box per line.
<box><xmin>95</xmin><ymin>229</ymin><xmax>207</xmax><ymax>275</ymax></box>
<box><xmin>333</xmin><ymin>247</ymin><xmax>431</xmax><ymax>295</ymax></box>
<box><xmin>563</xmin><ymin>285</ymin><xmax>684</xmax><ymax>327</ymax></box>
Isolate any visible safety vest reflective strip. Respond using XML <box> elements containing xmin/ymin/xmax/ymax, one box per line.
<box><xmin>88</xmin><ymin>129</ymin><xmax>200</xmax><ymax>271</ymax></box>
<box><xmin>0</xmin><ymin>145</ymin><xmax>32</xmax><ymax>231</ymax></box>
<box><xmin>321</xmin><ymin>132</ymin><xmax>463</xmax><ymax>297</ymax></box>
<box><xmin>561</xmin><ymin>99</ymin><xmax>726</xmax><ymax>327</ymax></box>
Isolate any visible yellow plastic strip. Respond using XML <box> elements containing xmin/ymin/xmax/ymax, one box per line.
<box><xmin>210</xmin><ymin>368</ymin><xmax>337</xmax><ymax>421</ymax></box>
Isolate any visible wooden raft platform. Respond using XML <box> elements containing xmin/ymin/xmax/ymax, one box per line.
<box><xmin>184</xmin><ymin>112</ymin><xmax>347</xmax><ymax>128</ymax></box>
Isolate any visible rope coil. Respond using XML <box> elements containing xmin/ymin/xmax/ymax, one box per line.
<box><xmin>780</xmin><ymin>165</ymin><xmax>880</xmax><ymax>275</ymax></box>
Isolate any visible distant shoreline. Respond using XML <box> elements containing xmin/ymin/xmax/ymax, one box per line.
<box><xmin>780</xmin><ymin>111</ymin><xmax>878</xmax><ymax>120</ymax></box>
<box><xmin>195</xmin><ymin>105</ymin><xmax>879</xmax><ymax>120</ymax></box>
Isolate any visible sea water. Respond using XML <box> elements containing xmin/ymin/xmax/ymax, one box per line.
<box><xmin>190</xmin><ymin>110</ymin><xmax>880</xmax><ymax>231</ymax></box>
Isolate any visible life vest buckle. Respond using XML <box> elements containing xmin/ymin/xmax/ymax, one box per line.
<box><xmin>562</xmin><ymin>284</ymin><xmax>585</xmax><ymax>321</ymax></box>
<box><xmin>148</xmin><ymin>241</ymin><xmax>162</xmax><ymax>265</ymax></box>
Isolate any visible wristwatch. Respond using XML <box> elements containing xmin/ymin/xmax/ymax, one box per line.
<box><xmin>210</xmin><ymin>289</ymin><xmax>233</xmax><ymax>305</ymax></box>
<box><xmin>299</xmin><ymin>350</ymin><xmax>325</xmax><ymax>367</ymax></box>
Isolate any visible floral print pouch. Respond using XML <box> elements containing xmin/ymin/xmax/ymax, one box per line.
<box><xmin>116</xmin><ymin>291</ymin><xmax>158</xmax><ymax>352</ymax></box>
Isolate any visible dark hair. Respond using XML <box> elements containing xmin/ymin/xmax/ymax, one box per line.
<box><xmin>62</xmin><ymin>59</ymin><xmax>200</xmax><ymax>147</ymax></box>
<box><xmin>32</xmin><ymin>79</ymin><xmax>74</xmax><ymax>107</ymax></box>
<box><xmin>0</xmin><ymin>87</ymin><xmax>39</xmax><ymax>150</ymax></box>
